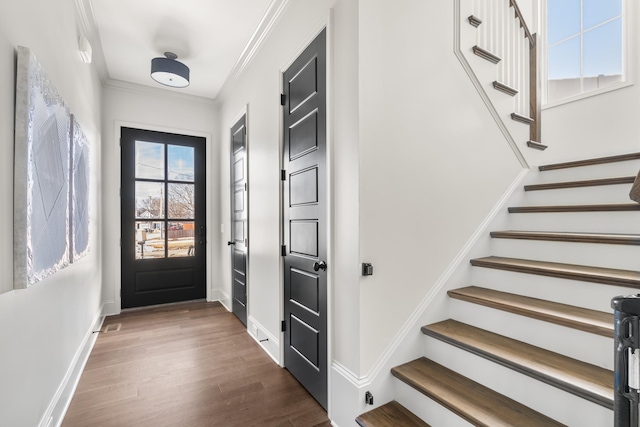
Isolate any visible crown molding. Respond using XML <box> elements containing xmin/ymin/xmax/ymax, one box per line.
<box><xmin>216</xmin><ymin>0</ymin><xmax>292</xmax><ymax>101</ymax></box>
<box><xmin>74</xmin><ymin>0</ymin><xmax>109</xmax><ymax>84</ymax></box>
<box><xmin>105</xmin><ymin>78</ymin><xmax>219</xmax><ymax>107</ymax></box>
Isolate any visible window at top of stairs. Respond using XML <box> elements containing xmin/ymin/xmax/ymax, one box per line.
<box><xmin>545</xmin><ymin>0</ymin><xmax>625</xmax><ymax>105</ymax></box>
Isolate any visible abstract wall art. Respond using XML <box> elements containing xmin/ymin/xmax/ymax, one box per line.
<box><xmin>70</xmin><ymin>115</ymin><xmax>90</xmax><ymax>262</ymax></box>
<box><xmin>14</xmin><ymin>46</ymin><xmax>71</xmax><ymax>288</ymax></box>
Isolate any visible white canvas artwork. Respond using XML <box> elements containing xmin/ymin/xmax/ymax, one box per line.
<box><xmin>14</xmin><ymin>46</ymin><xmax>71</xmax><ymax>288</ymax></box>
<box><xmin>70</xmin><ymin>115</ymin><xmax>90</xmax><ymax>262</ymax></box>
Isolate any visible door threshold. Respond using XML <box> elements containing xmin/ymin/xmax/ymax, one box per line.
<box><xmin>120</xmin><ymin>298</ymin><xmax>209</xmax><ymax>313</ymax></box>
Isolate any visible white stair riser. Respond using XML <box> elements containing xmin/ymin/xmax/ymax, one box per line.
<box><xmin>503</xmin><ymin>211</ymin><xmax>640</xmax><ymax>234</ymax></box>
<box><xmin>394</xmin><ymin>379</ymin><xmax>474</xmax><ymax>427</ymax></box>
<box><xmin>489</xmin><ymin>238</ymin><xmax>640</xmax><ymax>272</ymax></box>
<box><xmin>530</xmin><ymin>161</ymin><xmax>640</xmax><ymax>184</ymax></box>
<box><xmin>423</xmin><ymin>336</ymin><xmax>613</xmax><ymax>427</ymax></box>
<box><xmin>449</xmin><ymin>299</ymin><xmax>613</xmax><ymax>369</ymax></box>
<box><xmin>519</xmin><ymin>183</ymin><xmax>634</xmax><ymax>206</ymax></box>
<box><xmin>470</xmin><ymin>267</ymin><xmax>635</xmax><ymax>313</ymax></box>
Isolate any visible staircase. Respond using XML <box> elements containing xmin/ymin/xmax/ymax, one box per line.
<box><xmin>357</xmin><ymin>152</ymin><xmax>640</xmax><ymax>426</ymax></box>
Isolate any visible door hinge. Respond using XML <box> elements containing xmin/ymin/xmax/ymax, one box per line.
<box><xmin>244</xmin><ymin>182</ymin><xmax>247</xmax><ymax>191</ymax></box>
<box><xmin>245</xmin><ymin>239</ymin><xmax>248</xmax><ymax>247</ymax></box>
<box><xmin>119</xmin><ymin>238</ymin><xmax>122</xmax><ymax>247</ymax></box>
<box><xmin>280</xmin><ymin>94</ymin><xmax>286</xmax><ymax>106</ymax></box>
<box><xmin>281</xmin><ymin>245</ymin><xmax>286</xmax><ymax>256</ymax></box>
<box><xmin>280</xmin><ymin>169</ymin><xmax>286</xmax><ymax>181</ymax></box>
<box><xmin>281</xmin><ymin>320</ymin><xmax>286</xmax><ymax>332</ymax></box>
<box><xmin>119</xmin><ymin>138</ymin><xmax>122</xmax><ymax>146</ymax></box>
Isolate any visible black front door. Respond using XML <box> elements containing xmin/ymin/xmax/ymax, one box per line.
<box><xmin>282</xmin><ymin>29</ymin><xmax>327</xmax><ymax>409</ymax></box>
<box><xmin>121</xmin><ymin>127</ymin><xmax>206</xmax><ymax>309</ymax></box>
<box><xmin>230</xmin><ymin>115</ymin><xmax>248</xmax><ymax>326</ymax></box>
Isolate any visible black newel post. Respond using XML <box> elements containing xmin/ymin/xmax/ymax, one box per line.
<box><xmin>612</xmin><ymin>295</ymin><xmax>640</xmax><ymax>427</ymax></box>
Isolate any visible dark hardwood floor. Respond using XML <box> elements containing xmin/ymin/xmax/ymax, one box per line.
<box><xmin>63</xmin><ymin>301</ymin><xmax>331</xmax><ymax>427</ymax></box>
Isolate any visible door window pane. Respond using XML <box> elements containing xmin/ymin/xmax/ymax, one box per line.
<box><xmin>135</xmin><ymin>182</ymin><xmax>164</xmax><ymax>219</ymax></box>
<box><xmin>583</xmin><ymin>0</ymin><xmax>622</xmax><ymax>29</ymax></box>
<box><xmin>135</xmin><ymin>141</ymin><xmax>164</xmax><ymax>180</ymax></box>
<box><xmin>168</xmin><ymin>183</ymin><xmax>195</xmax><ymax>219</ymax></box>
<box><xmin>168</xmin><ymin>145</ymin><xmax>195</xmax><ymax>182</ymax></box>
<box><xmin>135</xmin><ymin>221</ymin><xmax>165</xmax><ymax>259</ymax></box>
<box><xmin>168</xmin><ymin>222</ymin><xmax>195</xmax><ymax>257</ymax></box>
<box><xmin>547</xmin><ymin>0</ymin><xmax>580</xmax><ymax>44</ymax></box>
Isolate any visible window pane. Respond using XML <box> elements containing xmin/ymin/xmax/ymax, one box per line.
<box><xmin>548</xmin><ymin>37</ymin><xmax>581</xmax><ymax>80</ymax></box>
<box><xmin>168</xmin><ymin>183</ymin><xmax>195</xmax><ymax>219</ymax></box>
<box><xmin>168</xmin><ymin>145</ymin><xmax>195</xmax><ymax>182</ymax></box>
<box><xmin>547</xmin><ymin>0</ymin><xmax>580</xmax><ymax>45</ymax></box>
<box><xmin>547</xmin><ymin>37</ymin><xmax>581</xmax><ymax>103</ymax></box>
<box><xmin>583</xmin><ymin>0</ymin><xmax>622</xmax><ymax>29</ymax></box>
<box><xmin>135</xmin><ymin>221</ymin><xmax>165</xmax><ymax>259</ymax></box>
<box><xmin>135</xmin><ymin>141</ymin><xmax>164</xmax><ymax>179</ymax></box>
<box><xmin>583</xmin><ymin>18</ymin><xmax>623</xmax><ymax>78</ymax></box>
<box><xmin>168</xmin><ymin>222</ymin><xmax>195</xmax><ymax>257</ymax></box>
<box><xmin>136</xmin><ymin>181</ymin><xmax>164</xmax><ymax>219</ymax></box>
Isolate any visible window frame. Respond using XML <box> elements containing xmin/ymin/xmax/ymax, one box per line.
<box><xmin>541</xmin><ymin>0</ymin><xmax>632</xmax><ymax>109</ymax></box>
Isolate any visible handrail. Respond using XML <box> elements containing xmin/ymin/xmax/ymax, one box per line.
<box><xmin>509</xmin><ymin>0</ymin><xmax>534</xmax><ymax>45</ymax></box>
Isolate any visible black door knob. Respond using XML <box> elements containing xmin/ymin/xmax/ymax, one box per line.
<box><xmin>313</xmin><ymin>260</ymin><xmax>327</xmax><ymax>272</ymax></box>
<box><xmin>227</xmin><ymin>241</ymin><xmax>235</xmax><ymax>246</ymax></box>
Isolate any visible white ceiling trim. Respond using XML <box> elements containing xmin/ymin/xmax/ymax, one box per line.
<box><xmin>217</xmin><ymin>0</ymin><xmax>292</xmax><ymax>100</ymax></box>
<box><xmin>105</xmin><ymin>78</ymin><xmax>219</xmax><ymax>107</ymax></box>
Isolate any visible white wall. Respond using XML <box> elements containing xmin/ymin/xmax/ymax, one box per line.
<box><xmin>216</xmin><ymin>0</ymin><xmax>362</xmax><ymax>372</ymax></box>
<box><xmin>0</xmin><ymin>0</ymin><xmax>103</xmax><ymax>425</ymax></box>
<box><xmin>101</xmin><ymin>82</ymin><xmax>220</xmax><ymax>315</ymax></box>
<box><xmin>542</xmin><ymin>0</ymin><xmax>640</xmax><ymax>160</ymax></box>
<box><xmin>357</xmin><ymin>0</ymin><xmax>523</xmax><ymax>374</ymax></box>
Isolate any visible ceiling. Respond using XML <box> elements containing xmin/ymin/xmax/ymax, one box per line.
<box><xmin>88</xmin><ymin>0</ymin><xmax>275</xmax><ymax>99</ymax></box>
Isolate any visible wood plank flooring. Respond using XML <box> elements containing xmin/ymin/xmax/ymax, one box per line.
<box><xmin>62</xmin><ymin>301</ymin><xmax>330</xmax><ymax>427</ymax></box>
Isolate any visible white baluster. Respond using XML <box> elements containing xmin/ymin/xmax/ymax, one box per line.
<box><xmin>479</xmin><ymin>0</ymin><xmax>487</xmax><ymax>49</ymax></box>
<box><xmin>524</xmin><ymin>35</ymin><xmax>530</xmax><ymax>118</ymax></box>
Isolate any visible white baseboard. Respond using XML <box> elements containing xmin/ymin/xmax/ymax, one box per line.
<box><xmin>38</xmin><ymin>304</ymin><xmax>105</xmax><ymax>427</ymax></box>
<box><xmin>247</xmin><ymin>315</ymin><xmax>281</xmax><ymax>365</ymax></box>
<box><xmin>210</xmin><ymin>288</ymin><xmax>232</xmax><ymax>312</ymax></box>
<box><xmin>101</xmin><ymin>299</ymin><xmax>119</xmax><ymax>316</ymax></box>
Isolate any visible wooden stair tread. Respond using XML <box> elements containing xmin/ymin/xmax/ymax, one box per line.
<box><xmin>527</xmin><ymin>141</ymin><xmax>548</xmax><ymax>151</ymax></box>
<box><xmin>392</xmin><ymin>358</ymin><xmax>566</xmax><ymax>427</ymax></box>
<box><xmin>490</xmin><ymin>230</ymin><xmax>640</xmax><ymax>246</ymax></box>
<box><xmin>356</xmin><ymin>401</ymin><xmax>431</xmax><ymax>427</ymax></box>
<box><xmin>524</xmin><ymin>176</ymin><xmax>636</xmax><ymax>191</ymax></box>
<box><xmin>539</xmin><ymin>152</ymin><xmax>640</xmax><ymax>171</ymax></box>
<box><xmin>472</xmin><ymin>45</ymin><xmax>501</xmax><ymax>64</ymax></box>
<box><xmin>470</xmin><ymin>256</ymin><xmax>640</xmax><ymax>288</ymax></box>
<box><xmin>508</xmin><ymin>203</ymin><xmax>640</xmax><ymax>213</ymax></box>
<box><xmin>422</xmin><ymin>320</ymin><xmax>613</xmax><ymax>408</ymax></box>
<box><xmin>448</xmin><ymin>286</ymin><xmax>613</xmax><ymax>337</ymax></box>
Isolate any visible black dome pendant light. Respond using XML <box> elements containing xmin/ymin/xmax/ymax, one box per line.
<box><xmin>150</xmin><ymin>52</ymin><xmax>190</xmax><ymax>88</ymax></box>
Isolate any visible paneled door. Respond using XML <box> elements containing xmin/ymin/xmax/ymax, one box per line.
<box><xmin>282</xmin><ymin>29</ymin><xmax>327</xmax><ymax>409</ymax></box>
<box><xmin>121</xmin><ymin>127</ymin><xmax>206</xmax><ymax>309</ymax></box>
<box><xmin>229</xmin><ymin>115</ymin><xmax>248</xmax><ymax>326</ymax></box>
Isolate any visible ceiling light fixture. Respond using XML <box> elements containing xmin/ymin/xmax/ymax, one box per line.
<box><xmin>150</xmin><ymin>52</ymin><xmax>190</xmax><ymax>88</ymax></box>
